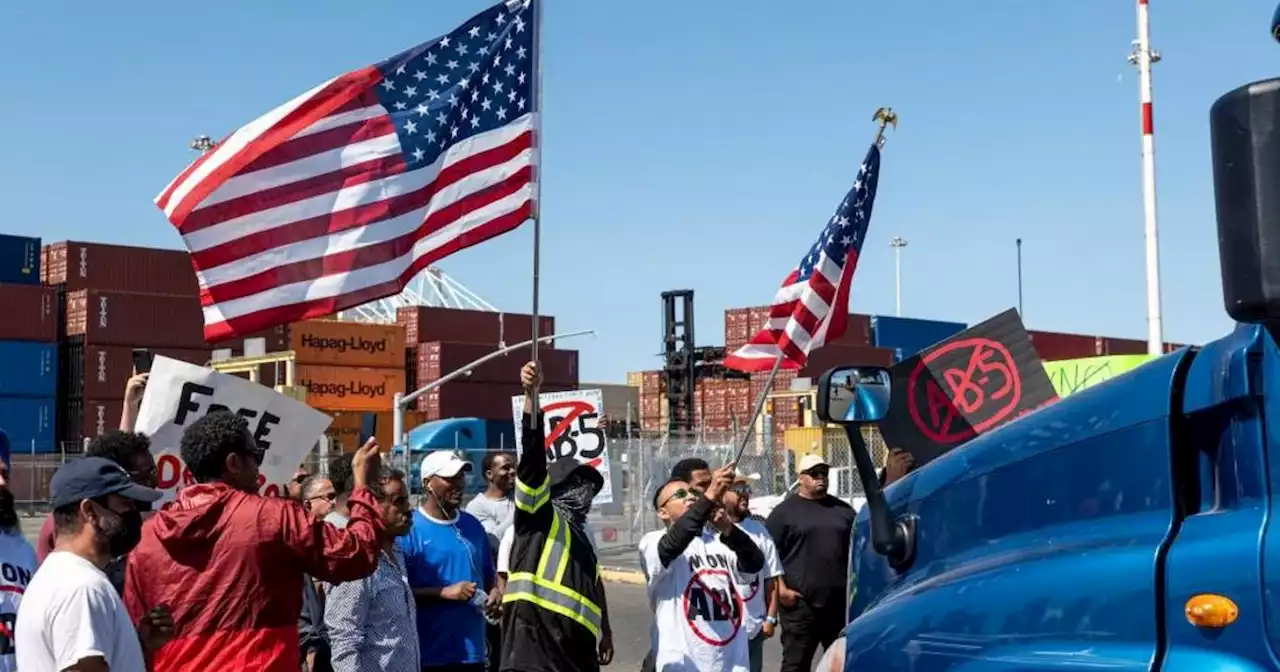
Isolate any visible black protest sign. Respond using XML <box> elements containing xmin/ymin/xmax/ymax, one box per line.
<box><xmin>878</xmin><ymin>308</ymin><xmax>1058</xmax><ymax>466</ymax></box>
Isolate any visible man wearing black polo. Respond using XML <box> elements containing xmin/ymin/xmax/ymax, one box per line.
<box><xmin>765</xmin><ymin>454</ymin><xmax>856</xmax><ymax>672</ymax></box>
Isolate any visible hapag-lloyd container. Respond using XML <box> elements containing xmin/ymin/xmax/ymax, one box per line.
<box><xmin>1026</xmin><ymin>330</ymin><xmax>1103</xmax><ymax>361</ymax></box>
<box><xmin>0</xmin><ymin>284</ymin><xmax>56</xmax><ymax>342</ymax></box>
<box><xmin>871</xmin><ymin>315</ymin><xmax>968</xmax><ymax>359</ymax></box>
<box><xmin>290</xmin><ymin>320</ymin><xmax>406</xmax><ymax>368</ymax></box>
<box><xmin>295</xmin><ymin>366</ymin><xmax>406</xmax><ymax>412</ymax></box>
<box><xmin>396</xmin><ymin>306</ymin><xmax>555</xmax><ymax>346</ymax></box>
<box><xmin>64</xmin><ymin>342</ymin><xmax>211</xmax><ymax>400</ymax></box>
<box><xmin>0</xmin><ymin>234</ymin><xmax>40</xmax><ymax>286</ymax></box>
<box><xmin>65</xmin><ymin>289</ymin><xmax>206</xmax><ymax>348</ymax></box>
<box><xmin>44</xmin><ymin>241</ymin><xmax>200</xmax><ymax>295</ymax></box>
<box><xmin>0</xmin><ymin>342</ymin><xmax>57</xmax><ymax>397</ymax></box>
<box><xmin>324</xmin><ymin>409</ymin><xmax>426</xmax><ymax>453</ymax></box>
<box><xmin>0</xmin><ymin>397</ymin><xmax>55</xmax><ymax>452</ymax></box>
<box><xmin>417</xmin><ymin>341</ymin><xmax>578</xmax><ymax>387</ymax></box>
<box><xmin>800</xmin><ymin>344</ymin><xmax>896</xmax><ymax>378</ymax></box>
<box><xmin>417</xmin><ymin>381</ymin><xmax>573</xmax><ymax>420</ymax></box>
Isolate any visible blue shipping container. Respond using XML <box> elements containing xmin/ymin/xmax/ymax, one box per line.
<box><xmin>0</xmin><ymin>341</ymin><xmax>57</xmax><ymax>397</ymax></box>
<box><xmin>0</xmin><ymin>234</ymin><xmax>40</xmax><ymax>286</ymax></box>
<box><xmin>871</xmin><ymin>315</ymin><xmax>968</xmax><ymax>359</ymax></box>
<box><xmin>0</xmin><ymin>396</ymin><xmax>55</xmax><ymax>453</ymax></box>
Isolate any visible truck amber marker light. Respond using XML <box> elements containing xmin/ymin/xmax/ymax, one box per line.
<box><xmin>1185</xmin><ymin>594</ymin><xmax>1238</xmax><ymax>629</ymax></box>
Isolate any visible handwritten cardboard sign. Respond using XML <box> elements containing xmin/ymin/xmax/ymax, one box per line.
<box><xmin>878</xmin><ymin>309</ymin><xmax>1058</xmax><ymax>466</ymax></box>
<box><xmin>1043</xmin><ymin>354</ymin><xmax>1154</xmax><ymax>398</ymax></box>
<box><xmin>510</xmin><ymin>389</ymin><xmax>613</xmax><ymax>505</ymax></box>
<box><xmin>134</xmin><ymin>356</ymin><xmax>333</xmax><ymax>503</ymax></box>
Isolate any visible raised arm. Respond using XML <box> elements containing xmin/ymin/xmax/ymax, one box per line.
<box><xmin>514</xmin><ymin>362</ymin><xmax>553</xmax><ymax>530</ymax></box>
<box><xmin>656</xmin><ymin>462</ymin><xmax>738</xmax><ymax>568</ymax></box>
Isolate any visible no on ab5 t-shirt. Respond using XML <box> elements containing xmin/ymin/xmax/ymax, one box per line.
<box><xmin>764</xmin><ymin>494</ymin><xmax>856</xmax><ymax>611</ymax></box>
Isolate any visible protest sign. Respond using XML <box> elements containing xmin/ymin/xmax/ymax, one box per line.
<box><xmin>134</xmin><ymin>356</ymin><xmax>333</xmax><ymax>503</ymax></box>
<box><xmin>1043</xmin><ymin>354</ymin><xmax>1154</xmax><ymax>397</ymax></box>
<box><xmin>510</xmin><ymin>389</ymin><xmax>613</xmax><ymax>505</ymax></box>
<box><xmin>877</xmin><ymin>308</ymin><xmax>1058</xmax><ymax>466</ymax></box>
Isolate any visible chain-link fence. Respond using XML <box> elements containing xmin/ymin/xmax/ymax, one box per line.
<box><xmin>593</xmin><ymin>417</ymin><xmax>889</xmax><ymax>554</ymax></box>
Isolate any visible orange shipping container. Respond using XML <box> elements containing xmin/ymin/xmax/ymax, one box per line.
<box><xmin>290</xmin><ymin>320</ymin><xmax>406</xmax><ymax>368</ymax></box>
<box><xmin>325</xmin><ymin>410</ymin><xmax>425</xmax><ymax>453</ymax></box>
<box><xmin>295</xmin><ymin>366</ymin><xmax>405</xmax><ymax>412</ymax></box>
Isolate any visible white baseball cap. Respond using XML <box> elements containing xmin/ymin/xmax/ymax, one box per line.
<box><xmin>797</xmin><ymin>454</ymin><xmax>828</xmax><ymax>473</ymax></box>
<box><xmin>420</xmin><ymin>451</ymin><xmax>473</xmax><ymax>480</ymax></box>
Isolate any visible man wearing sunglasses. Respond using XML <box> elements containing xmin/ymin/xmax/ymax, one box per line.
<box><xmin>640</xmin><ymin>463</ymin><xmax>765</xmax><ymax>671</ymax></box>
<box><xmin>722</xmin><ymin>477</ymin><xmax>782</xmax><ymax>672</ymax></box>
<box><xmin>765</xmin><ymin>454</ymin><xmax>857</xmax><ymax>672</ymax></box>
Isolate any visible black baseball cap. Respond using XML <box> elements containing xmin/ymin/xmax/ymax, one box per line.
<box><xmin>51</xmin><ymin>457</ymin><xmax>163</xmax><ymax>508</ymax></box>
<box><xmin>549</xmin><ymin>458</ymin><xmax>604</xmax><ymax>494</ymax></box>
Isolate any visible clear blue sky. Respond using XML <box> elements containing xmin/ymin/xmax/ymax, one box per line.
<box><xmin>2</xmin><ymin>1</ymin><xmax>1274</xmax><ymax>382</ymax></box>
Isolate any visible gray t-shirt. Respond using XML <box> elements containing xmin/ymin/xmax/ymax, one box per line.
<box><xmin>464</xmin><ymin>493</ymin><xmax>514</xmax><ymax>546</ymax></box>
<box><xmin>324</xmin><ymin>510</ymin><xmax>349</xmax><ymax>528</ymax></box>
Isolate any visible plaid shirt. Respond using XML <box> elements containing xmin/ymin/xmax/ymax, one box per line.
<box><xmin>324</xmin><ymin>547</ymin><xmax>419</xmax><ymax>672</ymax></box>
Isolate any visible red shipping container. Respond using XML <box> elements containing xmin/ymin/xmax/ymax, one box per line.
<box><xmin>66</xmin><ymin>289</ymin><xmax>206</xmax><ymax>348</ymax></box>
<box><xmin>1101</xmin><ymin>337</ymin><xmax>1148</xmax><ymax>356</ymax></box>
<box><xmin>772</xmin><ymin>369</ymin><xmax>798</xmax><ymax>392</ymax></box>
<box><xmin>0</xmin><ymin>284</ymin><xmax>55</xmax><ymax>342</ymax></box>
<box><xmin>63</xmin><ymin>399</ymin><xmax>125</xmax><ymax>446</ymax></box>
<box><xmin>768</xmin><ymin>397</ymin><xmax>802</xmax><ymax>428</ymax></box>
<box><xmin>396</xmin><ymin>306</ymin><xmax>555</xmax><ymax>347</ymax></box>
<box><xmin>641</xmin><ymin>371</ymin><xmax>663</xmax><ymax>395</ymax></box>
<box><xmin>701</xmin><ymin>380</ymin><xmax>728</xmax><ymax>417</ymax></box>
<box><xmin>730</xmin><ymin>307</ymin><xmax>872</xmax><ymax>347</ymax></box>
<box><xmin>417</xmin><ymin>381</ymin><xmax>571</xmax><ymax>420</ymax></box>
<box><xmin>67</xmin><ymin>344</ymin><xmax>212</xmax><ymax>400</ymax></box>
<box><xmin>724</xmin><ymin>309</ymin><xmax>752</xmax><ymax>344</ymax></box>
<box><xmin>45</xmin><ymin>241</ymin><xmax>200</xmax><ymax>295</ymax></box>
<box><xmin>1027</xmin><ymin>330</ymin><xmax>1102</xmax><ymax>361</ymax></box>
<box><xmin>800</xmin><ymin>344</ymin><xmax>896</xmax><ymax>378</ymax></box>
<box><xmin>726</xmin><ymin>380</ymin><xmax>752</xmax><ymax>419</ymax></box>
<box><xmin>417</xmin><ymin>341</ymin><xmax>578</xmax><ymax>387</ymax></box>
<box><xmin>38</xmin><ymin>245</ymin><xmax>48</xmax><ymax>286</ymax></box>
<box><xmin>640</xmin><ymin>396</ymin><xmax>661</xmax><ymax>418</ymax></box>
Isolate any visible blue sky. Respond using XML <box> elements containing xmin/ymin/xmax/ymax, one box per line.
<box><xmin>2</xmin><ymin>1</ymin><xmax>1275</xmax><ymax>382</ymax></box>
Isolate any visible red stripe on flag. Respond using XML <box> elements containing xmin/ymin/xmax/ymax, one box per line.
<box><xmin>234</xmin><ymin>114</ymin><xmax>397</xmax><ymax>179</ymax></box>
<box><xmin>190</xmin><ymin>130</ymin><xmax>532</xmax><ymax>272</ymax></box>
<box><xmin>202</xmin><ymin>202</ymin><xmax>533</xmax><ymax>342</ymax></box>
<box><xmin>169</xmin><ymin>66</ymin><xmax>385</xmax><ymax>230</ymax></box>
<box><xmin>157</xmin><ymin>144</ymin><xmax>220</xmax><ymax>211</ymax></box>
<box><xmin>201</xmin><ymin>165</ymin><xmax>533</xmax><ymax>305</ymax></box>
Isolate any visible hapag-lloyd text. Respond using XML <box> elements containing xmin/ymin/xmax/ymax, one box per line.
<box><xmin>300</xmin><ymin>378</ymin><xmax>387</xmax><ymax>399</ymax></box>
<box><xmin>300</xmin><ymin>333</ymin><xmax>389</xmax><ymax>356</ymax></box>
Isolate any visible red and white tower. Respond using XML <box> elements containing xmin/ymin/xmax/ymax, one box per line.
<box><xmin>1128</xmin><ymin>0</ymin><xmax>1165</xmax><ymax>355</ymax></box>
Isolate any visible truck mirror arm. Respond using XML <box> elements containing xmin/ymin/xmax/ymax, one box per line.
<box><xmin>844</xmin><ymin>424</ymin><xmax>917</xmax><ymax>571</ymax></box>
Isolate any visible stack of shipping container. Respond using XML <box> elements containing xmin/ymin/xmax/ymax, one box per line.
<box><xmin>397</xmin><ymin>306</ymin><xmax>578</xmax><ymax>422</ymax></box>
<box><xmin>47</xmin><ymin>241</ymin><xmax>213</xmax><ymax>448</ymax></box>
<box><xmin>0</xmin><ymin>235</ymin><xmax>56</xmax><ymax>453</ymax></box>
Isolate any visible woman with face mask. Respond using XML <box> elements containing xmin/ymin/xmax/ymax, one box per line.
<box><xmin>15</xmin><ymin>456</ymin><xmax>173</xmax><ymax>672</ymax></box>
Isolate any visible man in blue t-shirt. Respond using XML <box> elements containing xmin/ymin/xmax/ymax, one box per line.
<box><xmin>400</xmin><ymin>450</ymin><xmax>499</xmax><ymax>672</ymax></box>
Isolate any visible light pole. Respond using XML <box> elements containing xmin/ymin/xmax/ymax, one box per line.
<box><xmin>889</xmin><ymin>236</ymin><xmax>908</xmax><ymax>317</ymax></box>
<box><xmin>1127</xmin><ymin>0</ymin><xmax>1165</xmax><ymax>355</ymax></box>
<box><xmin>1016</xmin><ymin>238</ymin><xmax>1024</xmax><ymax>317</ymax></box>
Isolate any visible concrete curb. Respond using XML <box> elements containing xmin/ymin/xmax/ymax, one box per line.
<box><xmin>601</xmin><ymin>567</ymin><xmax>646</xmax><ymax>585</ymax></box>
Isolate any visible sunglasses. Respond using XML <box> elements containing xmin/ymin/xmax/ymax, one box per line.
<box><xmin>308</xmin><ymin>492</ymin><xmax>337</xmax><ymax>502</ymax></box>
<box><xmin>802</xmin><ymin>467</ymin><xmax>830</xmax><ymax>478</ymax></box>
<box><xmin>657</xmin><ymin>487</ymin><xmax>703</xmax><ymax>509</ymax></box>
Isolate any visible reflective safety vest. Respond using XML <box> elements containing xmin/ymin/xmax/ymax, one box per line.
<box><xmin>505</xmin><ymin>471</ymin><xmax>603</xmax><ymax>640</ymax></box>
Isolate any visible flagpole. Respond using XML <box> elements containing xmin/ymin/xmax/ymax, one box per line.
<box><xmin>729</xmin><ymin>108</ymin><xmax>896</xmax><ymax>468</ymax></box>
<box><xmin>529</xmin><ymin>0</ymin><xmax>544</xmax><ymax>408</ymax></box>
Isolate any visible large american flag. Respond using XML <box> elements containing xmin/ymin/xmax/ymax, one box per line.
<box><xmin>724</xmin><ymin>142</ymin><xmax>882</xmax><ymax>372</ymax></box>
<box><xmin>156</xmin><ymin>0</ymin><xmax>538</xmax><ymax>341</ymax></box>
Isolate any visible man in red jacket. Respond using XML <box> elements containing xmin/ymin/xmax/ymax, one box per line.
<box><xmin>124</xmin><ymin>410</ymin><xmax>386</xmax><ymax>672</ymax></box>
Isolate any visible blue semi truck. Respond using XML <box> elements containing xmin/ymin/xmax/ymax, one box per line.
<box><xmin>810</xmin><ymin>23</ymin><xmax>1280</xmax><ymax>672</ymax></box>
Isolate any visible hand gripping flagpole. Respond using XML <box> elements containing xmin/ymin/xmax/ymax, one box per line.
<box><xmin>729</xmin><ymin>108</ymin><xmax>897</xmax><ymax>468</ymax></box>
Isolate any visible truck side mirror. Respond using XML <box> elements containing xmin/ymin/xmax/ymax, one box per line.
<box><xmin>817</xmin><ymin>366</ymin><xmax>916</xmax><ymax>571</ymax></box>
<box><xmin>817</xmin><ymin>366</ymin><xmax>892</xmax><ymax>424</ymax></box>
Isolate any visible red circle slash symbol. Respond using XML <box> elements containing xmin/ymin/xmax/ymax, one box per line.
<box><xmin>682</xmin><ymin>568</ymin><xmax>743</xmax><ymax>647</ymax></box>
<box><xmin>907</xmin><ymin>337</ymin><xmax>1022</xmax><ymax>444</ymax></box>
<box><xmin>541</xmin><ymin>400</ymin><xmax>605</xmax><ymax>468</ymax></box>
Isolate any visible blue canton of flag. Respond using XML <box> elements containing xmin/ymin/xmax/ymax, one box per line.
<box><xmin>377</xmin><ymin>0</ymin><xmax>536</xmax><ymax>169</ymax></box>
<box><xmin>725</xmin><ymin>142</ymin><xmax>883</xmax><ymax>372</ymax></box>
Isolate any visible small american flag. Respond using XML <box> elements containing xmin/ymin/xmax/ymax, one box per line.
<box><xmin>156</xmin><ymin>0</ymin><xmax>538</xmax><ymax>341</ymax></box>
<box><xmin>724</xmin><ymin>142</ymin><xmax>882</xmax><ymax>372</ymax></box>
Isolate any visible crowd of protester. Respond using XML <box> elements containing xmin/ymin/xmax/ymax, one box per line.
<box><xmin>0</xmin><ymin>359</ymin><xmax>888</xmax><ymax>671</ymax></box>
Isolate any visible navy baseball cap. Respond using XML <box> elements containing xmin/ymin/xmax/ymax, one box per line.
<box><xmin>51</xmin><ymin>457</ymin><xmax>163</xmax><ymax>508</ymax></box>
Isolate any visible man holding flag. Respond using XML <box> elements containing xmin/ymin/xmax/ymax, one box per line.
<box><xmin>724</xmin><ymin>119</ymin><xmax>889</xmax><ymax>672</ymax></box>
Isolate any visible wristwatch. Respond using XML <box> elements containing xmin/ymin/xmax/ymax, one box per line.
<box><xmin>765</xmin><ymin>616</ymin><xmax>778</xmax><ymax>626</ymax></box>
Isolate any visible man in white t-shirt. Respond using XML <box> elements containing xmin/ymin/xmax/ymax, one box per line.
<box><xmin>638</xmin><ymin>463</ymin><xmax>765</xmax><ymax>672</ymax></box>
<box><xmin>0</xmin><ymin>431</ymin><xmax>36</xmax><ymax>672</ymax></box>
<box><xmin>722</xmin><ymin>477</ymin><xmax>782</xmax><ymax>672</ymax></box>
<box><xmin>15</xmin><ymin>457</ymin><xmax>171</xmax><ymax>672</ymax></box>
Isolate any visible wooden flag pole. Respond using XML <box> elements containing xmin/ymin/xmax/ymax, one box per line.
<box><xmin>728</xmin><ymin>109</ymin><xmax>897</xmax><ymax>468</ymax></box>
